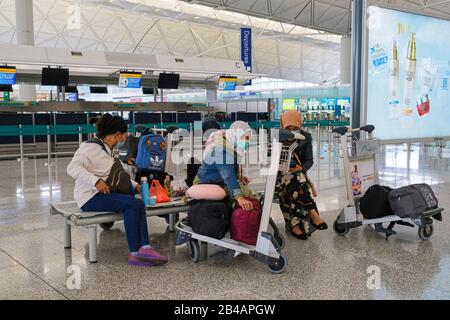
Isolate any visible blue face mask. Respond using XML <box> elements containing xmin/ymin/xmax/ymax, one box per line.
<box><xmin>236</xmin><ymin>140</ymin><xmax>250</xmax><ymax>152</ymax></box>
<box><xmin>116</xmin><ymin>140</ymin><xmax>126</xmax><ymax>149</ymax></box>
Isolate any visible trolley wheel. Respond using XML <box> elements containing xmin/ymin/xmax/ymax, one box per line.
<box><xmin>333</xmin><ymin>220</ymin><xmax>350</xmax><ymax>236</ymax></box>
<box><xmin>100</xmin><ymin>222</ymin><xmax>114</xmax><ymax>230</ymax></box>
<box><xmin>266</xmin><ymin>253</ymin><xmax>288</xmax><ymax>274</ymax></box>
<box><xmin>187</xmin><ymin>239</ymin><xmax>200</xmax><ymax>263</ymax></box>
<box><xmin>274</xmin><ymin>232</ymin><xmax>286</xmax><ymax>250</ymax></box>
<box><xmin>418</xmin><ymin>224</ymin><xmax>434</xmax><ymax>241</ymax></box>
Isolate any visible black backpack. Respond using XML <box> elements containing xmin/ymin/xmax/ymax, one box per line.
<box><xmin>118</xmin><ymin>135</ymin><xmax>139</xmax><ymax>165</ymax></box>
<box><xmin>360</xmin><ymin>185</ymin><xmax>394</xmax><ymax>219</ymax></box>
<box><xmin>388</xmin><ymin>184</ymin><xmax>438</xmax><ymax>218</ymax></box>
<box><xmin>187</xmin><ymin>200</ymin><xmax>231</xmax><ymax>239</ymax></box>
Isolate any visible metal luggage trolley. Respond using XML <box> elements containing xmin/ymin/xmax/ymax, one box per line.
<box><xmin>175</xmin><ymin>129</ymin><xmax>305</xmax><ymax>274</ymax></box>
<box><xmin>332</xmin><ymin>125</ymin><xmax>444</xmax><ymax>240</ymax></box>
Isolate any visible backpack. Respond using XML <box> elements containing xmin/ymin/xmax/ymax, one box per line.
<box><xmin>388</xmin><ymin>184</ymin><xmax>438</xmax><ymax>218</ymax></box>
<box><xmin>118</xmin><ymin>135</ymin><xmax>139</xmax><ymax>165</ymax></box>
<box><xmin>135</xmin><ymin>134</ymin><xmax>166</xmax><ymax>171</ymax></box>
<box><xmin>359</xmin><ymin>185</ymin><xmax>394</xmax><ymax>219</ymax></box>
<box><xmin>230</xmin><ymin>198</ymin><xmax>261</xmax><ymax>245</ymax></box>
<box><xmin>187</xmin><ymin>200</ymin><xmax>231</xmax><ymax>239</ymax></box>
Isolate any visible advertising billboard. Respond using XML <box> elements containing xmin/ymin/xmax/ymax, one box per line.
<box><xmin>367</xmin><ymin>6</ymin><xmax>450</xmax><ymax>140</ymax></box>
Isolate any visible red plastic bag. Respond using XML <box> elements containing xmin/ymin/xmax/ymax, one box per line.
<box><xmin>230</xmin><ymin>198</ymin><xmax>261</xmax><ymax>245</ymax></box>
<box><xmin>150</xmin><ymin>180</ymin><xmax>170</xmax><ymax>203</ymax></box>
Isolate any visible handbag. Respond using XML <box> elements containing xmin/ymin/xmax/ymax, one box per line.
<box><xmin>150</xmin><ymin>180</ymin><xmax>170</xmax><ymax>203</ymax></box>
<box><xmin>86</xmin><ymin>138</ymin><xmax>132</xmax><ymax>195</ymax></box>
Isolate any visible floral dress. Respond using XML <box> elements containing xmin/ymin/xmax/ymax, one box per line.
<box><xmin>276</xmin><ymin>153</ymin><xmax>318</xmax><ymax>235</ymax></box>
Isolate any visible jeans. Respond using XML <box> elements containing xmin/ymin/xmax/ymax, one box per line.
<box><xmin>81</xmin><ymin>190</ymin><xmax>150</xmax><ymax>252</ymax></box>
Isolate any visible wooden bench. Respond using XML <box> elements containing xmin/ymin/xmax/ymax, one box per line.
<box><xmin>49</xmin><ymin>199</ymin><xmax>189</xmax><ymax>263</ymax></box>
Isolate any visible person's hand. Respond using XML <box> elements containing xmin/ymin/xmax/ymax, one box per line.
<box><xmin>127</xmin><ymin>158</ymin><xmax>135</xmax><ymax>165</ymax></box>
<box><xmin>95</xmin><ymin>179</ymin><xmax>110</xmax><ymax>194</ymax></box>
<box><xmin>240</xmin><ymin>176</ymin><xmax>250</xmax><ymax>185</ymax></box>
<box><xmin>135</xmin><ymin>184</ymin><xmax>141</xmax><ymax>195</ymax></box>
<box><xmin>289</xmin><ymin>165</ymin><xmax>303</xmax><ymax>173</ymax></box>
<box><xmin>236</xmin><ymin>197</ymin><xmax>253</xmax><ymax>211</ymax></box>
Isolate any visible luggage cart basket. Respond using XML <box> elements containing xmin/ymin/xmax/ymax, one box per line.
<box><xmin>175</xmin><ymin>129</ymin><xmax>305</xmax><ymax>274</ymax></box>
<box><xmin>332</xmin><ymin>125</ymin><xmax>443</xmax><ymax>240</ymax></box>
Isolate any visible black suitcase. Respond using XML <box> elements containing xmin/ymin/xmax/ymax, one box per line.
<box><xmin>360</xmin><ymin>185</ymin><xmax>394</xmax><ymax>219</ymax></box>
<box><xmin>388</xmin><ymin>184</ymin><xmax>438</xmax><ymax>218</ymax></box>
<box><xmin>187</xmin><ymin>200</ymin><xmax>231</xmax><ymax>239</ymax></box>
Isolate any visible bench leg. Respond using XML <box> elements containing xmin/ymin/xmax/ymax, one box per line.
<box><xmin>88</xmin><ymin>226</ymin><xmax>98</xmax><ymax>263</ymax></box>
<box><xmin>64</xmin><ymin>217</ymin><xmax>72</xmax><ymax>249</ymax></box>
<box><xmin>169</xmin><ymin>213</ymin><xmax>176</xmax><ymax>232</ymax></box>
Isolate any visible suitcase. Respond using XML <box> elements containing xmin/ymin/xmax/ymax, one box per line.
<box><xmin>230</xmin><ymin>198</ymin><xmax>261</xmax><ymax>245</ymax></box>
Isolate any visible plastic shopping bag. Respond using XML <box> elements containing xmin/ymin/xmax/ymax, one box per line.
<box><xmin>150</xmin><ymin>180</ymin><xmax>170</xmax><ymax>203</ymax></box>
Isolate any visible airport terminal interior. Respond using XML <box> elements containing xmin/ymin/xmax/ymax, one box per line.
<box><xmin>1</xmin><ymin>0</ymin><xmax>450</xmax><ymax>300</ymax></box>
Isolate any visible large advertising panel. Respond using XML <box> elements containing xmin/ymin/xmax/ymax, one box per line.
<box><xmin>367</xmin><ymin>6</ymin><xmax>450</xmax><ymax>140</ymax></box>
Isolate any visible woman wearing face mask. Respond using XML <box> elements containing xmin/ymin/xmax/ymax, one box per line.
<box><xmin>195</xmin><ymin>121</ymin><xmax>254</xmax><ymax>211</ymax></box>
<box><xmin>67</xmin><ymin>114</ymin><xmax>168</xmax><ymax>267</ymax></box>
<box><xmin>276</xmin><ymin>110</ymin><xmax>328</xmax><ymax>240</ymax></box>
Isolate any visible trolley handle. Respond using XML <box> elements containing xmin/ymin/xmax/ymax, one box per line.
<box><xmin>278</xmin><ymin>129</ymin><xmax>305</xmax><ymax>143</ymax></box>
<box><xmin>332</xmin><ymin>125</ymin><xmax>375</xmax><ymax>136</ymax></box>
<box><xmin>331</xmin><ymin>126</ymin><xmax>348</xmax><ymax>136</ymax></box>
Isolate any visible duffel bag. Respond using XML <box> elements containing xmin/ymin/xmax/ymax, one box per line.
<box><xmin>187</xmin><ymin>200</ymin><xmax>231</xmax><ymax>239</ymax></box>
<box><xmin>230</xmin><ymin>198</ymin><xmax>261</xmax><ymax>245</ymax></box>
<box><xmin>388</xmin><ymin>183</ymin><xmax>438</xmax><ymax>218</ymax></box>
<box><xmin>360</xmin><ymin>185</ymin><xmax>394</xmax><ymax>219</ymax></box>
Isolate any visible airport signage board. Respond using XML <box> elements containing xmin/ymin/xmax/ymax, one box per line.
<box><xmin>0</xmin><ymin>66</ymin><xmax>17</xmax><ymax>85</ymax></box>
<box><xmin>367</xmin><ymin>6</ymin><xmax>450</xmax><ymax>140</ymax></box>
<box><xmin>119</xmin><ymin>71</ymin><xmax>142</xmax><ymax>88</ymax></box>
<box><xmin>240</xmin><ymin>28</ymin><xmax>252</xmax><ymax>72</ymax></box>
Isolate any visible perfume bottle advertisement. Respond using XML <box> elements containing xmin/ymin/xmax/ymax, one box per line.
<box><xmin>367</xmin><ymin>6</ymin><xmax>450</xmax><ymax>140</ymax></box>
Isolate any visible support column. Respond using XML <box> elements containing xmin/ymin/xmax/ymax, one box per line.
<box><xmin>206</xmin><ymin>89</ymin><xmax>217</xmax><ymax>102</ymax></box>
<box><xmin>340</xmin><ymin>35</ymin><xmax>351</xmax><ymax>85</ymax></box>
<box><xmin>15</xmin><ymin>0</ymin><xmax>36</xmax><ymax>101</ymax></box>
<box><xmin>351</xmin><ymin>0</ymin><xmax>367</xmax><ymax>130</ymax></box>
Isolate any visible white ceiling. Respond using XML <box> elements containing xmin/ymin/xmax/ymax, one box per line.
<box><xmin>0</xmin><ymin>0</ymin><xmax>341</xmax><ymax>84</ymax></box>
<box><xmin>181</xmin><ymin>0</ymin><xmax>450</xmax><ymax>35</ymax></box>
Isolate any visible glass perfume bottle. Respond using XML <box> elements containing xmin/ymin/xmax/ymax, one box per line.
<box><xmin>402</xmin><ymin>32</ymin><xmax>417</xmax><ymax>128</ymax></box>
<box><xmin>389</xmin><ymin>38</ymin><xmax>400</xmax><ymax>120</ymax></box>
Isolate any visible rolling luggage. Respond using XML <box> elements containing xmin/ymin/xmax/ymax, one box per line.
<box><xmin>388</xmin><ymin>184</ymin><xmax>438</xmax><ymax>218</ymax></box>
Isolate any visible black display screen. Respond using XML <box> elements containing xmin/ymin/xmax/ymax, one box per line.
<box><xmin>41</xmin><ymin>67</ymin><xmax>69</xmax><ymax>86</ymax></box>
<box><xmin>157</xmin><ymin>73</ymin><xmax>180</xmax><ymax>89</ymax></box>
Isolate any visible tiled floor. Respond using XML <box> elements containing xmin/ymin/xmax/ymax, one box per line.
<box><xmin>1</xmin><ymin>141</ymin><xmax>449</xmax><ymax>300</ymax></box>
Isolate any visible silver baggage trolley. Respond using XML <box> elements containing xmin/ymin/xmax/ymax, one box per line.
<box><xmin>332</xmin><ymin>125</ymin><xmax>443</xmax><ymax>240</ymax></box>
<box><xmin>175</xmin><ymin>129</ymin><xmax>305</xmax><ymax>273</ymax></box>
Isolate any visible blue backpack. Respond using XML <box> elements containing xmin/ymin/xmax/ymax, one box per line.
<box><xmin>135</xmin><ymin>134</ymin><xmax>166</xmax><ymax>171</ymax></box>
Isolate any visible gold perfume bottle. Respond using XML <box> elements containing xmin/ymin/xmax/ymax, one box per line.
<box><xmin>389</xmin><ymin>38</ymin><xmax>400</xmax><ymax>120</ymax></box>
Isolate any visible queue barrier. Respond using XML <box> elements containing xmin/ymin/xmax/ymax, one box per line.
<box><xmin>0</xmin><ymin>120</ymin><xmax>350</xmax><ymax>137</ymax></box>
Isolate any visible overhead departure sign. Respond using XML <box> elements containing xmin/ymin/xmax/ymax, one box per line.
<box><xmin>0</xmin><ymin>66</ymin><xmax>17</xmax><ymax>85</ymax></box>
<box><xmin>240</xmin><ymin>28</ymin><xmax>252</xmax><ymax>72</ymax></box>
<box><xmin>119</xmin><ymin>71</ymin><xmax>142</xmax><ymax>88</ymax></box>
